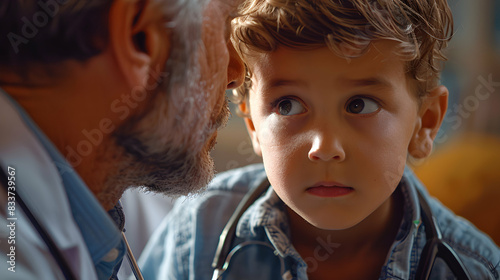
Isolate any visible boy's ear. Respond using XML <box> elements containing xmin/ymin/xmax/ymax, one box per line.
<box><xmin>108</xmin><ymin>0</ymin><xmax>171</xmax><ymax>89</ymax></box>
<box><xmin>409</xmin><ymin>85</ymin><xmax>449</xmax><ymax>158</ymax></box>
<box><xmin>239</xmin><ymin>102</ymin><xmax>262</xmax><ymax>157</ymax></box>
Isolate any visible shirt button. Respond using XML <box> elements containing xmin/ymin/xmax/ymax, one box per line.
<box><xmin>101</xmin><ymin>248</ymin><xmax>119</xmax><ymax>262</ymax></box>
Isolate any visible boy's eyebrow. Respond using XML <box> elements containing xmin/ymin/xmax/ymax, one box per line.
<box><xmin>264</xmin><ymin>78</ymin><xmax>309</xmax><ymax>91</ymax></box>
<box><xmin>261</xmin><ymin>77</ymin><xmax>394</xmax><ymax>92</ymax></box>
<box><xmin>343</xmin><ymin>77</ymin><xmax>393</xmax><ymax>89</ymax></box>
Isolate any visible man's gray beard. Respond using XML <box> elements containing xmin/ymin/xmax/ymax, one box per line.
<box><xmin>110</xmin><ymin>139</ymin><xmax>215</xmax><ymax>197</ymax></box>
<box><xmin>101</xmin><ymin>82</ymin><xmax>230</xmax><ymax>201</ymax></box>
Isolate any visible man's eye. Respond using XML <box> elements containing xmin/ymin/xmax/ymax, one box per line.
<box><xmin>277</xmin><ymin>98</ymin><xmax>305</xmax><ymax>116</ymax></box>
<box><xmin>346</xmin><ymin>97</ymin><xmax>380</xmax><ymax>114</ymax></box>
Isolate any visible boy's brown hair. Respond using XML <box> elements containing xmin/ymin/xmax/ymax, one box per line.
<box><xmin>232</xmin><ymin>0</ymin><xmax>453</xmax><ymax>103</ymax></box>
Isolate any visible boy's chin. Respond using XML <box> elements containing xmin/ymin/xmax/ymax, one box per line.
<box><xmin>308</xmin><ymin>219</ymin><xmax>361</xmax><ymax>231</ymax></box>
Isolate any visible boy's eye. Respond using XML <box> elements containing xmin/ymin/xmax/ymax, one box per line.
<box><xmin>277</xmin><ymin>98</ymin><xmax>305</xmax><ymax>116</ymax></box>
<box><xmin>346</xmin><ymin>97</ymin><xmax>380</xmax><ymax>114</ymax></box>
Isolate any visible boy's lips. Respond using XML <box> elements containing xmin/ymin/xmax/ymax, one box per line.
<box><xmin>306</xmin><ymin>181</ymin><xmax>354</xmax><ymax>197</ymax></box>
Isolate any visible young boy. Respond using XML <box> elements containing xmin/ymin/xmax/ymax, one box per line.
<box><xmin>139</xmin><ymin>0</ymin><xmax>500</xmax><ymax>279</ymax></box>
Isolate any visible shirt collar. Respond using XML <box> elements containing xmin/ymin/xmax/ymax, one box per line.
<box><xmin>236</xmin><ymin>185</ymin><xmax>302</xmax><ymax>259</ymax></box>
<box><xmin>397</xmin><ymin>167</ymin><xmax>423</xmax><ymax>240</ymax></box>
<box><xmin>0</xmin><ymin>89</ymin><xmax>123</xmax><ymax>263</ymax></box>
<box><xmin>380</xmin><ymin>166</ymin><xmax>424</xmax><ymax>280</ymax></box>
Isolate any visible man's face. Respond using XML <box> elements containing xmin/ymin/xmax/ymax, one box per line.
<box><xmin>245</xmin><ymin>40</ymin><xmax>421</xmax><ymax>230</ymax></box>
<box><xmin>199</xmin><ymin>0</ymin><xmax>241</xmax><ymax>129</ymax></box>
<box><xmin>108</xmin><ymin>0</ymin><xmax>243</xmax><ymax>197</ymax></box>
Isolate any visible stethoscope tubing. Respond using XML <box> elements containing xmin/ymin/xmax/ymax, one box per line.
<box><xmin>212</xmin><ymin>177</ymin><xmax>271</xmax><ymax>279</ymax></box>
<box><xmin>415</xmin><ymin>190</ymin><xmax>471</xmax><ymax>280</ymax></box>
<box><xmin>213</xmin><ymin>176</ymin><xmax>472</xmax><ymax>280</ymax></box>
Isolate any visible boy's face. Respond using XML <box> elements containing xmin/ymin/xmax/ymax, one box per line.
<box><xmin>243</xmin><ymin>40</ymin><xmax>447</xmax><ymax>230</ymax></box>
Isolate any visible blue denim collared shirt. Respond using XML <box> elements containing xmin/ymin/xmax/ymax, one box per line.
<box><xmin>0</xmin><ymin>89</ymin><xmax>125</xmax><ymax>279</ymax></box>
<box><xmin>140</xmin><ymin>164</ymin><xmax>500</xmax><ymax>280</ymax></box>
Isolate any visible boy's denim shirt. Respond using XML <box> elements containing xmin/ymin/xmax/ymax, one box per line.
<box><xmin>139</xmin><ymin>164</ymin><xmax>500</xmax><ymax>280</ymax></box>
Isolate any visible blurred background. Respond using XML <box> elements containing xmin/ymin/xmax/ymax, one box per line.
<box><xmin>409</xmin><ymin>0</ymin><xmax>500</xmax><ymax>246</ymax></box>
<box><xmin>211</xmin><ymin>0</ymin><xmax>500</xmax><ymax>243</ymax></box>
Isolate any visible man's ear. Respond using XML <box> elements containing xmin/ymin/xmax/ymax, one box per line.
<box><xmin>409</xmin><ymin>85</ymin><xmax>449</xmax><ymax>158</ymax></box>
<box><xmin>239</xmin><ymin>102</ymin><xmax>262</xmax><ymax>157</ymax></box>
<box><xmin>108</xmin><ymin>0</ymin><xmax>171</xmax><ymax>88</ymax></box>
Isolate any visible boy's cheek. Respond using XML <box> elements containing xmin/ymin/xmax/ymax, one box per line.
<box><xmin>256</xmin><ymin>115</ymin><xmax>308</xmax><ymax>148</ymax></box>
<box><xmin>254</xmin><ymin>115</ymin><xmax>284</xmax><ymax>147</ymax></box>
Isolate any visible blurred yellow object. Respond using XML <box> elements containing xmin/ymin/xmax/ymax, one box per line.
<box><xmin>413</xmin><ymin>133</ymin><xmax>500</xmax><ymax>245</ymax></box>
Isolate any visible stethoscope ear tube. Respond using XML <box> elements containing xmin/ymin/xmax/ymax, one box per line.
<box><xmin>122</xmin><ymin>231</ymin><xmax>145</xmax><ymax>280</ymax></box>
<box><xmin>211</xmin><ymin>177</ymin><xmax>270</xmax><ymax>278</ymax></box>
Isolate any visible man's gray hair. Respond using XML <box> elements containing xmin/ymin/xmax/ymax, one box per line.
<box><xmin>160</xmin><ymin>0</ymin><xmax>208</xmax><ymax>100</ymax></box>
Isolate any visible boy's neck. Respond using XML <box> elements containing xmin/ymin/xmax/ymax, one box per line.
<box><xmin>287</xmin><ymin>187</ymin><xmax>404</xmax><ymax>278</ymax></box>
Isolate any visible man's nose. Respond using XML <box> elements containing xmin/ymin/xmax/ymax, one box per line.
<box><xmin>226</xmin><ymin>42</ymin><xmax>245</xmax><ymax>89</ymax></box>
<box><xmin>308</xmin><ymin>132</ymin><xmax>346</xmax><ymax>162</ymax></box>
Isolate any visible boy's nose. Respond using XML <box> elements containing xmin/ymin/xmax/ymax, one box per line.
<box><xmin>308</xmin><ymin>134</ymin><xmax>346</xmax><ymax>162</ymax></box>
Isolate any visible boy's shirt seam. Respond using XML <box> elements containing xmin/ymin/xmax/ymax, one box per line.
<box><xmin>442</xmin><ymin>237</ymin><xmax>499</xmax><ymax>279</ymax></box>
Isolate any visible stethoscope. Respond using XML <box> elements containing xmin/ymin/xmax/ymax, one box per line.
<box><xmin>211</xmin><ymin>177</ymin><xmax>472</xmax><ymax>280</ymax></box>
<box><xmin>0</xmin><ymin>167</ymin><xmax>145</xmax><ymax>280</ymax></box>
